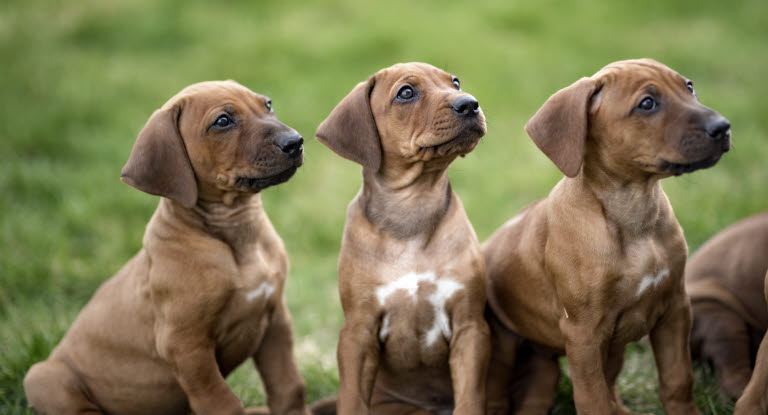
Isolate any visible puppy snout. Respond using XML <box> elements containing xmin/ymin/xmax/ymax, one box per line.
<box><xmin>451</xmin><ymin>95</ymin><xmax>480</xmax><ymax>117</ymax></box>
<box><xmin>706</xmin><ymin>116</ymin><xmax>731</xmax><ymax>142</ymax></box>
<box><xmin>275</xmin><ymin>133</ymin><xmax>304</xmax><ymax>158</ymax></box>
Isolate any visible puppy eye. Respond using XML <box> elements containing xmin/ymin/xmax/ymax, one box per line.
<box><xmin>452</xmin><ymin>77</ymin><xmax>460</xmax><ymax>90</ymax></box>
<box><xmin>212</xmin><ymin>114</ymin><xmax>235</xmax><ymax>129</ymax></box>
<box><xmin>686</xmin><ymin>81</ymin><xmax>697</xmax><ymax>97</ymax></box>
<box><xmin>396</xmin><ymin>85</ymin><xmax>415</xmax><ymax>101</ymax></box>
<box><xmin>265</xmin><ymin>100</ymin><xmax>273</xmax><ymax>112</ymax></box>
<box><xmin>637</xmin><ymin>97</ymin><xmax>656</xmax><ymax>111</ymax></box>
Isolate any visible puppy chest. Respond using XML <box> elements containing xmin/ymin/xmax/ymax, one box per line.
<box><xmin>618</xmin><ymin>237</ymin><xmax>681</xmax><ymax>299</ymax></box>
<box><xmin>214</xmin><ymin>261</ymin><xmax>283</xmax><ymax>357</ymax></box>
<box><xmin>376</xmin><ymin>272</ymin><xmax>464</xmax><ymax>366</ymax></box>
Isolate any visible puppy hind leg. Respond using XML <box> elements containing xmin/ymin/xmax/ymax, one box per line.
<box><xmin>510</xmin><ymin>345</ymin><xmax>560</xmax><ymax>415</ymax></box>
<box><xmin>485</xmin><ymin>309</ymin><xmax>520</xmax><ymax>415</ymax></box>
<box><xmin>697</xmin><ymin>307</ymin><xmax>753</xmax><ymax>398</ymax></box>
<box><xmin>307</xmin><ymin>396</ymin><xmax>339</xmax><ymax>415</ymax></box>
<box><xmin>370</xmin><ymin>389</ymin><xmax>440</xmax><ymax>415</ymax></box>
<box><xmin>24</xmin><ymin>360</ymin><xmax>103</xmax><ymax>415</ymax></box>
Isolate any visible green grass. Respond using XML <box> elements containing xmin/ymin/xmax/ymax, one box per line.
<box><xmin>1</xmin><ymin>0</ymin><xmax>766</xmax><ymax>413</ymax></box>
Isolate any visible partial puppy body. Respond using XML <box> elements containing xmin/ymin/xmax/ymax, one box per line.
<box><xmin>24</xmin><ymin>81</ymin><xmax>310</xmax><ymax>415</ymax></box>
<box><xmin>735</xmin><ymin>270</ymin><xmax>768</xmax><ymax>415</ymax></box>
<box><xmin>316</xmin><ymin>62</ymin><xmax>490</xmax><ymax>415</ymax></box>
<box><xmin>687</xmin><ymin>211</ymin><xmax>768</xmax><ymax>398</ymax></box>
<box><xmin>484</xmin><ymin>59</ymin><xmax>731</xmax><ymax>415</ymax></box>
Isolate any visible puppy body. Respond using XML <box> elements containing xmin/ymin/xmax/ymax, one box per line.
<box><xmin>317</xmin><ymin>63</ymin><xmax>490</xmax><ymax>415</ymax></box>
<box><xmin>24</xmin><ymin>81</ymin><xmax>310</xmax><ymax>415</ymax></box>
<box><xmin>484</xmin><ymin>59</ymin><xmax>731</xmax><ymax>415</ymax></box>
<box><xmin>735</xmin><ymin>270</ymin><xmax>768</xmax><ymax>415</ymax></box>
<box><xmin>687</xmin><ymin>211</ymin><xmax>768</xmax><ymax>398</ymax></box>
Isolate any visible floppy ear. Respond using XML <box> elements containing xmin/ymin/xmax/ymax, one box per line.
<box><xmin>525</xmin><ymin>77</ymin><xmax>599</xmax><ymax>178</ymax></box>
<box><xmin>315</xmin><ymin>77</ymin><xmax>382</xmax><ymax>171</ymax></box>
<box><xmin>120</xmin><ymin>106</ymin><xmax>198</xmax><ymax>207</ymax></box>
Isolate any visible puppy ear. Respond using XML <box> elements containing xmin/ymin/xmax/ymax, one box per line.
<box><xmin>315</xmin><ymin>77</ymin><xmax>382</xmax><ymax>171</ymax></box>
<box><xmin>525</xmin><ymin>77</ymin><xmax>599</xmax><ymax>178</ymax></box>
<box><xmin>121</xmin><ymin>106</ymin><xmax>198</xmax><ymax>207</ymax></box>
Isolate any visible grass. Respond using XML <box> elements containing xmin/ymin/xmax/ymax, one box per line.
<box><xmin>1</xmin><ymin>0</ymin><xmax>766</xmax><ymax>413</ymax></box>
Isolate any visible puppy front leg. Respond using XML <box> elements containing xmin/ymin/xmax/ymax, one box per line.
<box><xmin>337</xmin><ymin>317</ymin><xmax>381</xmax><ymax>415</ymax></box>
<box><xmin>155</xmin><ymin>326</ymin><xmax>244</xmax><ymax>415</ymax></box>
<box><xmin>254</xmin><ymin>300</ymin><xmax>311</xmax><ymax>415</ymax></box>
<box><xmin>450</xmin><ymin>318</ymin><xmax>490</xmax><ymax>415</ymax></box>
<box><xmin>649</xmin><ymin>299</ymin><xmax>701</xmax><ymax>415</ymax></box>
<box><xmin>560</xmin><ymin>318</ymin><xmax>616</xmax><ymax>415</ymax></box>
<box><xmin>734</xmin><ymin>333</ymin><xmax>768</xmax><ymax>415</ymax></box>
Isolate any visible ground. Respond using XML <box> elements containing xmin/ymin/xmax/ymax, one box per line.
<box><xmin>1</xmin><ymin>0</ymin><xmax>767</xmax><ymax>413</ymax></box>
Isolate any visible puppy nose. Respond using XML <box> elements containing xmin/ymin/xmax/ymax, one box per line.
<box><xmin>706</xmin><ymin>116</ymin><xmax>731</xmax><ymax>141</ymax></box>
<box><xmin>276</xmin><ymin>133</ymin><xmax>304</xmax><ymax>158</ymax></box>
<box><xmin>452</xmin><ymin>95</ymin><xmax>480</xmax><ymax>117</ymax></box>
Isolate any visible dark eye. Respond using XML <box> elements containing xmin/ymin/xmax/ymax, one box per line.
<box><xmin>686</xmin><ymin>81</ymin><xmax>697</xmax><ymax>97</ymax></box>
<box><xmin>638</xmin><ymin>97</ymin><xmax>656</xmax><ymax>111</ymax></box>
<box><xmin>452</xmin><ymin>77</ymin><xmax>460</xmax><ymax>90</ymax></box>
<box><xmin>213</xmin><ymin>114</ymin><xmax>234</xmax><ymax>129</ymax></box>
<box><xmin>396</xmin><ymin>85</ymin><xmax>415</xmax><ymax>101</ymax></box>
<box><xmin>265</xmin><ymin>100</ymin><xmax>272</xmax><ymax>111</ymax></box>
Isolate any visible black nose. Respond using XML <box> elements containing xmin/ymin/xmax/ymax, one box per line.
<box><xmin>276</xmin><ymin>133</ymin><xmax>304</xmax><ymax>158</ymax></box>
<box><xmin>706</xmin><ymin>116</ymin><xmax>731</xmax><ymax>141</ymax></box>
<box><xmin>452</xmin><ymin>95</ymin><xmax>480</xmax><ymax>117</ymax></box>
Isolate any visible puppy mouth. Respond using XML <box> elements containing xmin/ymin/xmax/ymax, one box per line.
<box><xmin>420</xmin><ymin>122</ymin><xmax>486</xmax><ymax>156</ymax></box>
<box><xmin>658</xmin><ymin>154</ymin><xmax>723</xmax><ymax>176</ymax></box>
<box><xmin>235</xmin><ymin>165</ymin><xmax>298</xmax><ymax>191</ymax></box>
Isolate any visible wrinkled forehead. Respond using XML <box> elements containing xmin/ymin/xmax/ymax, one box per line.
<box><xmin>593</xmin><ymin>59</ymin><xmax>688</xmax><ymax>93</ymax></box>
<box><xmin>375</xmin><ymin>62</ymin><xmax>454</xmax><ymax>89</ymax></box>
<box><xmin>163</xmin><ymin>81</ymin><xmax>266</xmax><ymax>113</ymax></box>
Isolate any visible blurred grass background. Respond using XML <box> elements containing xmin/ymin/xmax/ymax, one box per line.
<box><xmin>1</xmin><ymin>0</ymin><xmax>766</xmax><ymax>413</ymax></box>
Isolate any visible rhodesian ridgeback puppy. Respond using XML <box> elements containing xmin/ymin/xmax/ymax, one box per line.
<box><xmin>735</xmin><ymin>269</ymin><xmax>768</xmax><ymax>415</ymax></box>
<box><xmin>24</xmin><ymin>81</ymin><xmax>311</xmax><ymax>415</ymax></box>
<box><xmin>687</xmin><ymin>211</ymin><xmax>768</xmax><ymax>398</ymax></box>
<box><xmin>316</xmin><ymin>62</ymin><xmax>490</xmax><ymax>415</ymax></box>
<box><xmin>483</xmin><ymin>59</ymin><xmax>731</xmax><ymax>415</ymax></box>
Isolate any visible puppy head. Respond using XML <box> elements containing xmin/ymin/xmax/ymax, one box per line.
<box><xmin>316</xmin><ymin>62</ymin><xmax>486</xmax><ymax>173</ymax></box>
<box><xmin>121</xmin><ymin>80</ymin><xmax>303</xmax><ymax>207</ymax></box>
<box><xmin>526</xmin><ymin>58</ymin><xmax>731</xmax><ymax>178</ymax></box>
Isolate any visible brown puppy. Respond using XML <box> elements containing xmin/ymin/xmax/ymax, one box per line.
<box><xmin>484</xmin><ymin>59</ymin><xmax>731</xmax><ymax>415</ymax></box>
<box><xmin>735</xmin><ymin>269</ymin><xmax>768</xmax><ymax>415</ymax></box>
<box><xmin>316</xmin><ymin>62</ymin><xmax>490</xmax><ymax>415</ymax></box>
<box><xmin>687</xmin><ymin>211</ymin><xmax>768</xmax><ymax>398</ymax></box>
<box><xmin>24</xmin><ymin>81</ymin><xmax>310</xmax><ymax>415</ymax></box>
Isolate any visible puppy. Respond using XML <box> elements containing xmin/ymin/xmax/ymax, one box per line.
<box><xmin>735</xmin><ymin>269</ymin><xmax>768</xmax><ymax>415</ymax></box>
<box><xmin>687</xmin><ymin>211</ymin><xmax>768</xmax><ymax>398</ymax></box>
<box><xmin>483</xmin><ymin>59</ymin><xmax>731</xmax><ymax>414</ymax></box>
<box><xmin>24</xmin><ymin>81</ymin><xmax>310</xmax><ymax>415</ymax></box>
<box><xmin>316</xmin><ymin>62</ymin><xmax>490</xmax><ymax>415</ymax></box>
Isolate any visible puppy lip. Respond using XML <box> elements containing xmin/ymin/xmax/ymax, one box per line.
<box><xmin>234</xmin><ymin>165</ymin><xmax>298</xmax><ymax>191</ymax></box>
<box><xmin>658</xmin><ymin>154</ymin><xmax>723</xmax><ymax>176</ymax></box>
<box><xmin>420</xmin><ymin>120</ymin><xmax>486</xmax><ymax>150</ymax></box>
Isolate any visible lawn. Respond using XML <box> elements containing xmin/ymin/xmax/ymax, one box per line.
<box><xmin>1</xmin><ymin>0</ymin><xmax>766</xmax><ymax>413</ymax></box>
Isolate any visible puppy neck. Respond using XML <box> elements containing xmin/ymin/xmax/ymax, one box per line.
<box><xmin>578</xmin><ymin>155</ymin><xmax>666</xmax><ymax>236</ymax></box>
<box><xmin>359</xmin><ymin>162</ymin><xmax>453</xmax><ymax>239</ymax></box>
<box><xmin>157</xmin><ymin>194</ymin><xmax>266</xmax><ymax>245</ymax></box>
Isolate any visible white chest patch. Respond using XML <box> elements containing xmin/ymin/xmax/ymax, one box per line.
<box><xmin>245</xmin><ymin>282</ymin><xmax>275</xmax><ymax>302</ymax></box>
<box><xmin>635</xmin><ymin>268</ymin><xmax>669</xmax><ymax>297</ymax></box>
<box><xmin>376</xmin><ymin>272</ymin><xmax>463</xmax><ymax>346</ymax></box>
